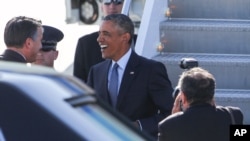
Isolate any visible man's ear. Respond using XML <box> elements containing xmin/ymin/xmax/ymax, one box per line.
<box><xmin>210</xmin><ymin>98</ymin><xmax>215</xmax><ymax>106</ymax></box>
<box><xmin>180</xmin><ymin>92</ymin><xmax>185</xmax><ymax>103</ymax></box>
<box><xmin>25</xmin><ymin>37</ymin><xmax>33</xmax><ymax>49</ymax></box>
<box><xmin>122</xmin><ymin>33</ymin><xmax>130</xmax><ymax>42</ymax></box>
<box><xmin>22</xmin><ymin>38</ymin><xmax>33</xmax><ymax>57</ymax></box>
<box><xmin>53</xmin><ymin>51</ymin><xmax>59</xmax><ymax>60</ymax></box>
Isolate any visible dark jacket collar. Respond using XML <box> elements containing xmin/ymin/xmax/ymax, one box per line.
<box><xmin>1</xmin><ymin>49</ymin><xmax>26</xmax><ymax>63</ymax></box>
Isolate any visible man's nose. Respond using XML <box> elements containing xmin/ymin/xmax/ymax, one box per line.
<box><xmin>97</xmin><ymin>34</ymin><xmax>103</xmax><ymax>42</ymax></box>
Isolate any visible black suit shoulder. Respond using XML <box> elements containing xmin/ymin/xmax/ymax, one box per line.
<box><xmin>77</xmin><ymin>31</ymin><xmax>99</xmax><ymax>43</ymax></box>
<box><xmin>160</xmin><ymin>105</ymin><xmax>243</xmax><ymax>126</ymax></box>
<box><xmin>0</xmin><ymin>49</ymin><xmax>26</xmax><ymax>63</ymax></box>
<box><xmin>73</xmin><ymin>31</ymin><xmax>104</xmax><ymax>82</ymax></box>
<box><xmin>129</xmin><ymin>51</ymin><xmax>166</xmax><ymax>70</ymax></box>
<box><xmin>75</xmin><ymin>31</ymin><xmax>101</xmax><ymax>57</ymax></box>
<box><xmin>216</xmin><ymin>105</ymin><xmax>244</xmax><ymax>124</ymax></box>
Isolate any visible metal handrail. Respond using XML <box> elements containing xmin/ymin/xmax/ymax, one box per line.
<box><xmin>121</xmin><ymin>0</ymin><xmax>132</xmax><ymax>15</ymax></box>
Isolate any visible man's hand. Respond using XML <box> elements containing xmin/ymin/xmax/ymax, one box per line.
<box><xmin>171</xmin><ymin>93</ymin><xmax>182</xmax><ymax>114</ymax></box>
<box><xmin>132</xmin><ymin>121</ymin><xmax>140</xmax><ymax>129</ymax></box>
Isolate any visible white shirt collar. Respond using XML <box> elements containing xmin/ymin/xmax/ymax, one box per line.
<box><xmin>114</xmin><ymin>48</ymin><xmax>132</xmax><ymax>70</ymax></box>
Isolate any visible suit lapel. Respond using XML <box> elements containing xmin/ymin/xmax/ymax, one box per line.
<box><xmin>116</xmin><ymin>51</ymin><xmax>140</xmax><ymax>109</ymax></box>
<box><xmin>101</xmin><ymin>60</ymin><xmax>113</xmax><ymax>104</ymax></box>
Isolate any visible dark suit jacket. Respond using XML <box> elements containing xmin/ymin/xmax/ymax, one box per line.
<box><xmin>73</xmin><ymin>32</ymin><xmax>104</xmax><ymax>82</ymax></box>
<box><xmin>87</xmin><ymin>51</ymin><xmax>174</xmax><ymax>138</ymax></box>
<box><xmin>73</xmin><ymin>32</ymin><xmax>137</xmax><ymax>82</ymax></box>
<box><xmin>158</xmin><ymin>103</ymin><xmax>243</xmax><ymax>141</ymax></box>
<box><xmin>0</xmin><ymin>49</ymin><xmax>26</xmax><ymax>63</ymax></box>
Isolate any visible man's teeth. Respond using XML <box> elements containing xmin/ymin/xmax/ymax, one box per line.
<box><xmin>100</xmin><ymin>45</ymin><xmax>108</xmax><ymax>49</ymax></box>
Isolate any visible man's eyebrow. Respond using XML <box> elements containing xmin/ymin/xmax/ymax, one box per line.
<box><xmin>99</xmin><ymin>30</ymin><xmax>110</xmax><ymax>35</ymax></box>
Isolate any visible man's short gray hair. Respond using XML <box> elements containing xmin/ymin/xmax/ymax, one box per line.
<box><xmin>103</xmin><ymin>14</ymin><xmax>134</xmax><ymax>44</ymax></box>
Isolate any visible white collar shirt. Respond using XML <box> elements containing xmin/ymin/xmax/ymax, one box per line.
<box><xmin>108</xmin><ymin>48</ymin><xmax>132</xmax><ymax>93</ymax></box>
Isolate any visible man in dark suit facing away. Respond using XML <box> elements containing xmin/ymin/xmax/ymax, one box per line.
<box><xmin>87</xmin><ymin>14</ymin><xmax>174</xmax><ymax>139</ymax></box>
<box><xmin>158</xmin><ymin>67</ymin><xmax>243</xmax><ymax>141</ymax></box>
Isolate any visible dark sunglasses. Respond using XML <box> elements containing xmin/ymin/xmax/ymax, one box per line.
<box><xmin>103</xmin><ymin>0</ymin><xmax>123</xmax><ymax>5</ymax></box>
<box><xmin>40</xmin><ymin>48</ymin><xmax>56</xmax><ymax>52</ymax></box>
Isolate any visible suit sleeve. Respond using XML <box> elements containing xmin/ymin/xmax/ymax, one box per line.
<box><xmin>73</xmin><ymin>38</ymin><xmax>88</xmax><ymax>82</ymax></box>
<box><xmin>139</xmin><ymin>61</ymin><xmax>174</xmax><ymax>137</ymax></box>
<box><xmin>86</xmin><ymin>67</ymin><xmax>94</xmax><ymax>88</ymax></box>
<box><xmin>228</xmin><ymin>106</ymin><xmax>244</xmax><ymax>124</ymax></box>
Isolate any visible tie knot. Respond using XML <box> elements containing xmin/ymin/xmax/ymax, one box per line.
<box><xmin>113</xmin><ymin>63</ymin><xmax>119</xmax><ymax>70</ymax></box>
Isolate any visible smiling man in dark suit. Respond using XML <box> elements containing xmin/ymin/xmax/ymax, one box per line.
<box><xmin>87</xmin><ymin>14</ymin><xmax>174</xmax><ymax>139</ymax></box>
<box><xmin>73</xmin><ymin>0</ymin><xmax>138</xmax><ymax>83</ymax></box>
<box><xmin>73</xmin><ymin>0</ymin><xmax>125</xmax><ymax>82</ymax></box>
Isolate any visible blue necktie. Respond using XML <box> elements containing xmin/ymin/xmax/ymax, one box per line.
<box><xmin>109</xmin><ymin>63</ymin><xmax>119</xmax><ymax>107</ymax></box>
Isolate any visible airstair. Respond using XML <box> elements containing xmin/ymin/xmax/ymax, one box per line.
<box><xmin>152</xmin><ymin>0</ymin><xmax>250</xmax><ymax>124</ymax></box>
